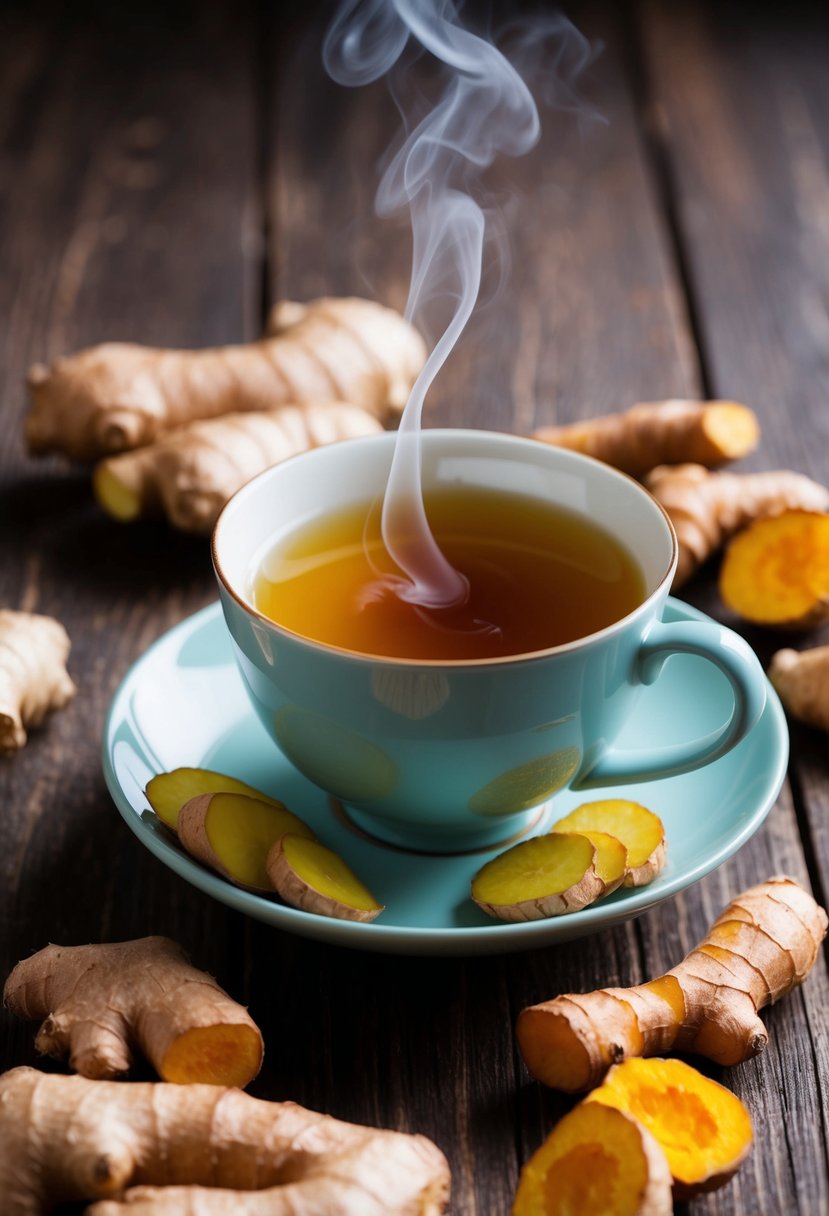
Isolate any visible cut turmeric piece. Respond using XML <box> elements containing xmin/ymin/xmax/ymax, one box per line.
<box><xmin>586</xmin><ymin>1057</ymin><xmax>753</xmax><ymax>1199</ymax></box>
<box><xmin>719</xmin><ymin>509</ymin><xmax>829</xmax><ymax>628</ymax></box>
<box><xmin>555</xmin><ymin>828</ymin><xmax>628</xmax><ymax>897</ymax></box>
<box><xmin>512</xmin><ymin>1099</ymin><xmax>673</xmax><ymax>1216</ymax></box>
<box><xmin>470</xmin><ymin>832</ymin><xmax>603</xmax><ymax>922</ymax></box>
<box><xmin>145</xmin><ymin>767</ymin><xmax>280</xmax><ymax>831</ymax></box>
<box><xmin>552</xmin><ymin>800</ymin><xmax>666</xmax><ymax>888</ymax></box>
<box><xmin>266</xmin><ymin>835</ymin><xmax>384</xmax><ymax>922</ymax></box>
<box><xmin>177</xmin><ymin>792</ymin><xmax>315</xmax><ymax>892</ymax></box>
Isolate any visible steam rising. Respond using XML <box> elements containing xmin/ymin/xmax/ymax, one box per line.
<box><xmin>324</xmin><ymin>1</ymin><xmax>591</xmax><ymax>610</ymax></box>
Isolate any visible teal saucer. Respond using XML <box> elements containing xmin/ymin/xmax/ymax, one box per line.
<box><xmin>103</xmin><ymin>599</ymin><xmax>788</xmax><ymax>956</ymax></box>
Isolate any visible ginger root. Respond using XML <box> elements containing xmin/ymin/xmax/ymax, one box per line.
<box><xmin>517</xmin><ymin>876</ymin><xmax>827</xmax><ymax>1092</ymax></box>
<box><xmin>586</xmin><ymin>1057</ymin><xmax>753</xmax><ymax>1199</ymax></box>
<box><xmin>266</xmin><ymin>835</ymin><xmax>384</xmax><ymax>923</ymax></box>
<box><xmin>0</xmin><ymin>609</ymin><xmax>76</xmax><ymax>753</ymax></box>
<box><xmin>93</xmin><ymin>401</ymin><xmax>383</xmax><ymax>533</ymax></box>
<box><xmin>645</xmin><ymin>464</ymin><xmax>829</xmax><ymax>587</ymax></box>
<box><xmin>512</xmin><ymin>1098</ymin><xmax>673</xmax><ymax>1216</ymax></box>
<box><xmin>769</xmin><ymin>645</ymin><xmax>829</xmax><ymax>733</ymax></box>
<box><xmin>0</xmin><ymin>1067</ymin><xmax>450</xmax><ymax>1216</ymax></box>
<box><xmin>470</xmin><ymin>832</ymin><xmax>604</xmax><ymax>922</ymax></box>
<box><xmin>145</xmin><ymin>767</ymin><xmax>281</xmax><ymax>831</ymax></box>
<box><xmin>26</xmin><ymin>296</ymin><xmax>426</xmax><ymax>461</ymax></box>
<box><xmin>719</xmin><ymin>509</ymin><xmax>829</xmax><ymax>628</ymax></box>
<box><xmin>532</xmin><ymin>399</ymin><xmax>759</xmax><ymax>478</ymax></box>
<box><xmin>178</xmin><ymin>792</ymin><xmax>315</xmax><ymax>893</ymax></box>
<box><xmin>3</xmin><ymin>937</ymin><xmax>263</xmax><ymax>1088</ymax></box>
<box><xmin>552</xmin><ymin>800</ymin><xmax>666</xmax><ymax>889</ymax></box>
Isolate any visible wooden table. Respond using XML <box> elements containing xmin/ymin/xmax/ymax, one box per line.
<box><xmin>2</xmin><ymin>2</ymin><xmax>828</xmax><ymax>1212</ymax></box>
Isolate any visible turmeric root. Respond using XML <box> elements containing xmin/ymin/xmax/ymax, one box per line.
<box><xmin>93</xmin><ymin>401</ymin><xmax>383</xmax><ymax>532</ymax></box>
<box><xmin>586</xmin><ymin>1058</ymin><xmax>752</xmax><ymax>1199</ymax></box>
<box><xmin>769</xmin><ymin>645</ymin><xmax>829</xmax><ymax>733</ymax></box>
<box><xmin>532</xmin><ymin>400</ymin><xmax>759</xmax><ymax>477</ymax></box>
<box><xmin>0</xmin><ymin>1067</ymin><xmax>450</xmax><ymax>1216</ymax></box>
<box><xmin>3</xmin><ymin>937</ymin><xmax>263</xmax><ymax>1088</ymax></box>
<box><xmin>470</xmin><ymin>832</ymin><xmax>603</xmax><ymax>922</ymax></box>
<box><xmin>0</xmin><ymin>610</ymin><xmax>76</xmax><ymax>753</ymax></box>
<box><xmin>552</xmin><ymin>800</ymin><xmax>666</xmax><ymax>889</ymax></box>
<box><xmin>177</xmin><ymin>792</ymin><xmax>315</xmax><ymax>892</ymax></box>
<box><xmin>645</xmin><ymin>464</ymin><xmax>829</xmax><ymax>586</ymax></box>
<box><xmin>516</xmin><ymin>876</ymin><xmax>827</xmax><ymax>1093</ymax></box>
<box><xmin>266</xmin><ymin>835</ymin><xmax>384</xmax><ymax>922</ymax></box>
<box><xmin>719</xmin><ymin>509</ymin><xmax>829</xmax><ymax>628</ymax></box>
<box><xmin>145</xmin><ymin>767</ymin><xmax>281</xmax><ymax>831</ymax></box>
<box><xmin>26</xmin><ymin>296</ymin><xmax>426</xmax><ymax>461</ymax></box>
<box><xmin>512</xmin><ymin>1099</ymin><xmax>673</xmax><ymax>1216</ymax></box>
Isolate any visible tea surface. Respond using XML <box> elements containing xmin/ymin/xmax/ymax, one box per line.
<box><xmin>253</xmin><ymin>486</ymin><xmax>645</xmax><ymax>660</ymax></box>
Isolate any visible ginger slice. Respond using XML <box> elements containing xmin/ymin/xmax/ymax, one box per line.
<box><xmin>586</xmin><ymin>1057</ymin><xmax>753</xmax><ymax>1199</ymax></box>
<box><xmin>145</xmin><ymin>767</ymin><xmax>281</xmax><ymax>831</ymax></box>
<box><xmin>553</xmin><ymin>800</ymin><xmax>666</xmax><ymax>888</ymax></box>
<box><xmin>0</xmin><ymin>1067</ymin><xmax>451</xmax><ymax>1216</ymax></box>
<box><xmin>517</xmin><ymin>876</ymin><xmax>828</xmax><ymax>1092</ymax></box>
<box><xmin>3</xmin><ymin>937</ymin><xmax>263</xmax><ymax>1088</ymax></box>
<box><xmin>0</xmin><ymin>610</ymin><xmax>76</xmax><ymax>753</ymax></box>
<box><xmin>177</xmin><ymin>792</ymin><xmax>315</xmax><ymax>892</ymax></box>
<box><xmin>770</xmin><ymin>645</ymin><xmax>829</xmax><ymax>733</ymax></box>
<box><xmin>555</xmin><ymin>828</ymin><xmax>628</xmax><ymax>897</ymax></box>
<box><xmin>470</xmin><ymin>832</ymin><xmax>603</xmax><ymax>922</ymax></box>
<box><xmin>513</xmin><ymin>1099</ymin><xmax>673</xmax><ymax>1216</ymax></box>
<box><xmin>531</xmin><ymin>399</ymin><xmax>759</xmax><ymax>478</ymax></box>
<box><xmin>719</xmin><ymin>509</ymin><xmax>829</xmax><ymax>628</ymax></box>
<box><xmin>266</xmin><ymin>835</ymin><xmax>384</xmax><ymax>922</ymax></box>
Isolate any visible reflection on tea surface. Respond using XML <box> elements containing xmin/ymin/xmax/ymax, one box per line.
<box><xmin>254</xmin><ymin>485</ymin><xmax>644</xmax><ymax>661</ymax></box>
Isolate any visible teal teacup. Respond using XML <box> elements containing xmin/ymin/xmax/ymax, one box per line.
<box><xmin>212</xmin><ymin>429</ymin><xmax>767</xmax><ymax>852</ymax></box>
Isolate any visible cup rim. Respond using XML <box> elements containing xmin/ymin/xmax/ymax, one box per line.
<box><xmin>211</xmin><ymin>428</ymin><xmax>679</xmax><ymax>669</ymax></box>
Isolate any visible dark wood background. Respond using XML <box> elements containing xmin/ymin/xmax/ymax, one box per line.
<box><xmin>2</xmin><ymin>1</ymin><xmax>828</xmax><ymax>1212</ymax></box>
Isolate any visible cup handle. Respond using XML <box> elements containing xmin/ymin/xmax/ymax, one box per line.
<box><xmin>573</xmin><ymin>619</ymin><xmax>768</xmax><ymax>789</ymax></box>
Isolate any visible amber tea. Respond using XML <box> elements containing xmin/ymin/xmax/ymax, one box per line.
<box><xmin>253</xmin><ymin>485</ymin><xmax>645</xmax><ymax>661</ymax></box>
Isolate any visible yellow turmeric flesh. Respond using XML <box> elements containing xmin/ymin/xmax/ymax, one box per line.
<box><xmin>586</xmin><ymin>1058</ymin><xmax>753</xmax><ymax>1199</ymax></box>
<box><xmin>470</xmin><ymin>832</ymin><xmax>603</xmax><ymax>921</ymax></box>
<box><xmin>3</xmin><ymin>938</ymin><xmax>263</xmax><ymax>1088</ymax></box>
<box><xmin>719</xmin><ymin>509</ymin><xmax>829</xmax><ymax>628</ymax></box>
<box><xmin>512</xmin><ymin>1099</ymin><xmax>673</xmax><ymax>1216</ymax></box>
<box><xmin>517</xmin><ymin>876</ymin><xmax>827</xmax><ymax>1092</ymax></box>
<box><xmin>145</xmin><ymin>767</ymin><xmax>281</xmax><ymax>831</ymax></box>
<box><xmin>552</xmin><ymin>800</ymin><xmax>666</xmax><ymax>888</ymax></box>
<box><xmin>532</xmin><ymin>399</ymin><xmax>759</xmax><ymax>478</ymax></box>
<box><xmin>0</xmin><ymin>1068</ymin><xmax>451</xmax><ymax>1216</ymax></box>
<box><xmin>266</xmin><ymin>835</ymin><xmax>384</xmax><ymax>922</ymax></box>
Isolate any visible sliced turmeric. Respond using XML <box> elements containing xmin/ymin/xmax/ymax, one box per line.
<box><xmin>645</xmin><ymin>464</ymin><xmax>829</xmax><ymax>587</ymax></box>
<box><xmin>532</xmin><ymin>399</ymin><xmax>759</xmax><ymax>477</ymax></box>
<box><xmin>93</xmin><ymin>401</ymin><xmax>383</xmax><ymax>532</ymax></box>
<box><xmin>266</xmin><ymin>835</ymin><xmax>384</xmax><ymax>922</ymax></box>
<box><xmin>3</xmin><ymin>937</ymin><xmax>263</xmax><ymax>1088</ymax></box>
<box><xmin>552</xmin><ymin>800</ymin><xmax>666</xmax><ymax>888</ymax></box>
<box><xmin>512</xmin><ymin>1098</ymin><xmax>673</xmax><ymax>1216</ymax></box>
<box><xmin>145</xmin><ymin>767</ymin><xmax>281</xmax><ymax>831</ymax></box>
<box><xmin>470</xmin><ymin>832</ymin><xmax>603</xmax><ymax>921</ymax></box>
<box><xmin>586</xmin><ymin>1058</ymin><xmax>753</xmax><ymax>1199</ymax></box>
<box><xmin>516</xmin><ymin>876</ymin><xmax>827</xmax><ymax>1093</ymax></box>
<box><xmin>177</xmin><ymin>792</ymin><xmax>315</xmax><ymax>892</ymax></box>
<box><xmin>26</xmin><ymin>296</ymin><xmax>426</xmax><ymax>461</ymax></box>
<box><xmin>719</xmin><ymin>509</ymin><xmax>829</xmax><ymax>628</ymax></box>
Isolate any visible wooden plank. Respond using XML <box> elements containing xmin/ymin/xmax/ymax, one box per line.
<box><xmin>262</xmin><ymin>4</ymin><xmax>715</xmax><ymax>1212</ymax></box>
<box><xmin>638</xmin><ymin>3</ymin><xmax>829</xmax><ymax>1211</ymax></box>
<box><xmin>0</xmin><ymin>0</ymin><xmax>260</xmax><ymax>1070</ymax></box>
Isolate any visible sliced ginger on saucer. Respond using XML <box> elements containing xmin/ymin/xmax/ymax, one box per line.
<box><xmin>553</xmin><ymin>800</ymin><xmax>666</xmax><ymax>888</ymax></box>
<box><xmin>145</xmin><ymin>766</ymin><xmax>281</xmax><ymax>830</ymax></box>
<box><xmin>266</xmin><ymin>834</ymin><xmax>384</xmax><ymax>922</ymax></box>
<box><xmin>471</xmin><ymin>831</ymin><xmax>603</xmax><ymax>922</ymax></box>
